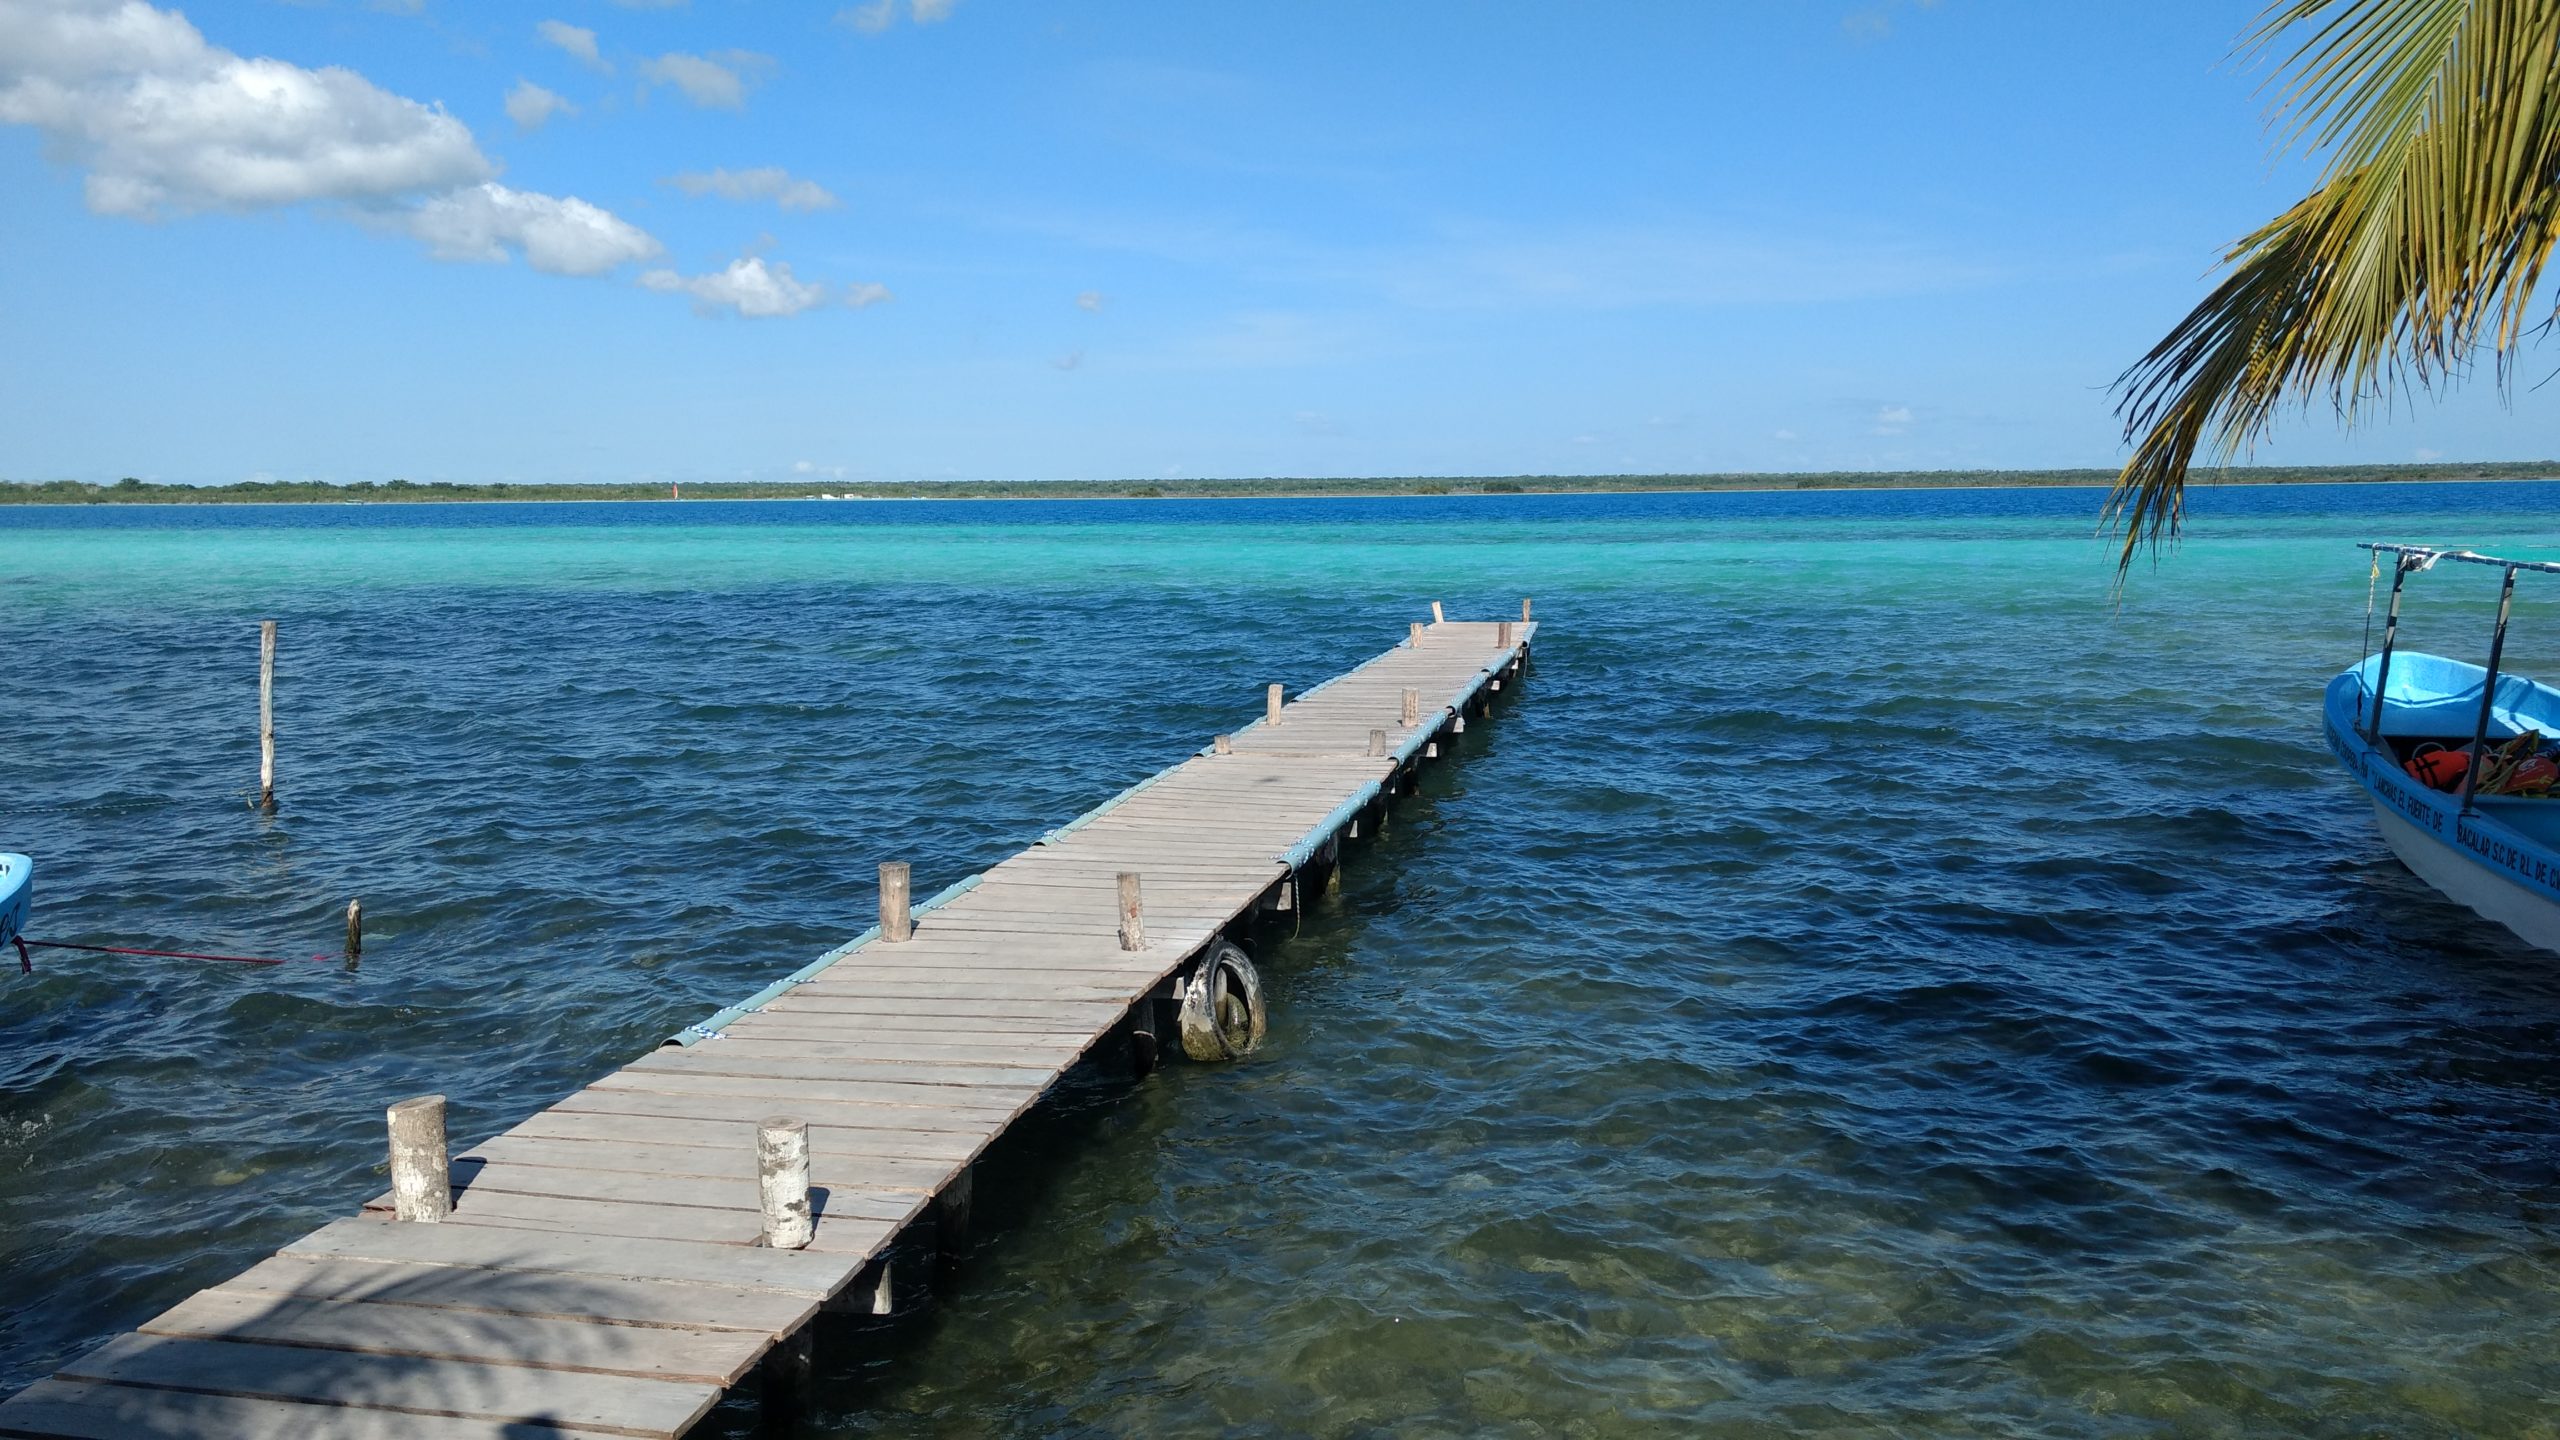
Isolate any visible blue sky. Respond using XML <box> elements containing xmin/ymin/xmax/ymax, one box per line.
<box><xmin>1</xmin><ymin>0</ymin><xmax>2552</xmax><ymax>486</ymax></box>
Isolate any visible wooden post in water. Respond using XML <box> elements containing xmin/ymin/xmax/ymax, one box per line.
<box><xmin>1368</xmin><ymin>728</ymin><xmax>1387</xmax><ymax>757</ymax></box>
<box><xmin>1430</xmin><ymin>601</ymin><xmax>1444</xmax><ymax>624</ymax></box>
<box><xmin>936</xmin><ymin>1167</ymin><xmax>975</xmax><ymax>1264</ymax></box>
<box><xmin>257</xmin><ymin>620</ymin><xmax>277</xmax><ymax>811</ymax></box>
<box><xmin>757</xmin><ymin>1118</ymin><xmax>813</xmax><ymax>1250</ymax></box>
<box><xmin>1522</xmin><ymin>597</ymin><xmax>1533</xmax><ymax>621</ymax></box>
<box><xmin>879</xmin><ymin>861</ymin><xmax>912</xmax><ymax>942</ymax></box>
<box><xmin>344</xmin><ymin>899</ymin><xmax>362</xmax><ymax>969</ymax></box>
<box><xmin>1402</xmin><ymin>688</ymin><xmax>1420</xmax><ymax>727</ymax></box>
<box><xmin>1266</xmin><ymin>684</ymin><xmax>1284</xmax><ymax>726</ymax></box>
<box><xmin>1117</xmin><ymin>872</ymin><xmax>1146</xmax><ymax>951</ymax></box>
<box><xmin>1213</xmin><ymin>733</ymin><xmax>1233</xmax><ymax>755</ymax></box>
<box><xmin>386</xmin><ymin>1095</ymin><xmax>451</xmax><ymax>1223</ymax></box>
<box><xmin>760</xmin><ymin>1328</ymin><xmax>814</xmax><ymax>1428</ymax></box>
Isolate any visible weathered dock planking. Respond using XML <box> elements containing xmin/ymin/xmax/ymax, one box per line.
<box><xmin>0</xmin><ymin>612</ymin><xmax>1536</xmax><ymax>1438</ymax></box>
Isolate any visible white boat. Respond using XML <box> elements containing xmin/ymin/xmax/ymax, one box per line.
<box><xmin>2326</xmin><ymin>544</ymin><xmax>2560</xmax><ymax>952</ymax></box>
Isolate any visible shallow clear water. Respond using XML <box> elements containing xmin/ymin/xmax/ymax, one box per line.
<box><xmin>9</xmin><ymin>484</ymin><xmax>2560</xmax><ymax>1436</ymax></box>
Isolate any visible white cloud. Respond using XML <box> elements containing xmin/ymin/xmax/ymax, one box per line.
<box><xmin>504</xmin><ymin>79</ymin><xmax>573</xmax><ymax>132</ymax></box>
<box><xmin>665</xmin><ymin>165</ymin><xmax>837</xmax><ymax>212</ymax></box>
<box><xmin>1872</xmin><ymin>404</ymin><xmax>1913</xmax><ymax>436</ymax></box>
<box><xmin>839</xmin><ymin>0</ymin><xmax>954</xmax><ymax>34</ymax></box>
<box><xmin>642</xmin><ymin>50</ymin><xmax>765</xmax><ymax>110</ymax></box>
<box><xmin>836</xmin><ymin>0</ymin><xmax>893</xmax><ymax>34</ymax></box>
<box><xmin>1075</xmin><ymin>289</ymin><xmax>1104</xmax><ymax>312</ymax></box>
<box><xmin>0</xmin><ymin>0</ymin><xmax>487</xmax><ymax>215</ymax></box>
<box><xmin>642</xmin><ymin>256</ymin><xmax>832</xmax><ymax>317</ymax></box>
<box><xmin>0</xmin><ymin>0</ymin><xmax>660</xmax><ymax>282</ymax></box>
<box><xmin>404</xmin><ymin>183</ymin><xmax>659</xmax><ymax>275</ymax></box>
<box><xmin>844</xmin><ymin>281</ymin><xmax>891</xmax><ymax>308</ymax></box>
<box><xmin>535</xmin><ymin>20</ymin><xmax>608</xmax><ymax>73</ymax></box>
<box><xmin>1773</xmin><ymin>428</ymin><xmax>1799</xmax><ymax>441</ymax></box>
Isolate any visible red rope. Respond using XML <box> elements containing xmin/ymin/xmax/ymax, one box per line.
<box><xmin>19</xmin><ymin>939</ymin><xmax>334</xmax><ymax>968</ymax></box>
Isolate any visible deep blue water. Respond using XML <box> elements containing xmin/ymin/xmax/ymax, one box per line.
<box><xmin>8</xmin><ymin>481</ymin><xmax>2560</xmax><ymax>1436</ymax></box>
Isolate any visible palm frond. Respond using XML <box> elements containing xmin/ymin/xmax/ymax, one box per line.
<box><xmin>2107</xmin><ymin>0</ymin><xmax>2560</xmax><ymax>570</ymax></box>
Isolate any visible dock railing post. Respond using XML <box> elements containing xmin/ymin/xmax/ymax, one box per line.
<box><xmin>387</xmin><ymin>1095</ymin><xmax>451</xmax><ymax>1223</ymax></box>
<box><xmin>1266</xmin><ymin>684</ymin><xmax>1284</xmax><ymax>726</ymax></box>
<box><xmin>1498</xmin><ymin>621</ymin><xmax>1513</xmax><ymax>648</ymax></box>
<box><xmin>1213</xmin><ymin>733</ymin><xmax>1232</xmax><ymax>755</ymax></box>
<box><xmin>1522</xmin><ymin>597</ymin><xmax>1533</xmax><ymax>621</ymax></box>
<box><xmin>758</xmin><ymin>1118</ymin><xmax>814</xmax><ymax>1250</ymax></box>
<box><xmin>1402</xmin><ymin>688</ymin><xmax>1420</xmax><ymax>727</ymax></box>
<box><xmin>1430</xmin><ymin>601</ymin><xmax>1444</xmax><ymax>624</ymax></box>
<box><xmin>880</xmin><ymin>861</ymin><xmax>912</xmax><ymax>942</ymax></box>
<box><xmin>1408</xmin><ymin>622</ymin><xmax>1424</xmax><ymax>647</ymax></box>
<box><xmin>1118</xmin><ymin>872</ymin><xmax>1146</xmax><ymax>951</ymax></box>
<box><xmin>257</xmin><ymin>620</ymin><xmax>277</xmax><ymax>811</ymax></box>
<box><xmin>1368</xmin><ymin>728</ymin><xmax>1387</xmax><ymax>757</ymax></box>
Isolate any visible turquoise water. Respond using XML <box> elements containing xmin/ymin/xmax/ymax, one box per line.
<box><xmin>9</xmin><ymin>485</ymin><xmax>2560</xmax><ymax>1435</ymax></box>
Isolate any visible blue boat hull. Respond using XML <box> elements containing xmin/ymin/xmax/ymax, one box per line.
<box><xmin>0</xmin><ymin>854</ymin><xmax>28</xmax><ymax>951</ymax></box>
<box><xmin>2326</xmin><ymin>653</ymin><xmax>2560</xmax><ymax>952</ymax></box>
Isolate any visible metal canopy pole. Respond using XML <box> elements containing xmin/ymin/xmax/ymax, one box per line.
<box><xmin>2457</xmin><ymin>565</ymin><xmax>2521</xmax><ymax>813</ymax></box>
<box><xmin>2367</xmin><ymin>556</ymin><xmax>2416</xmax><ymax>740</ymax></box>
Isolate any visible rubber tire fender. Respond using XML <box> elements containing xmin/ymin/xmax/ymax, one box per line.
<box><xmin>1177</xmin><ymin>938</ymin><xmax>1266</xmax><ymax>1061</ymax></box>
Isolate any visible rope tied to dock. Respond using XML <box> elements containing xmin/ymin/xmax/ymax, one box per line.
<box><xmin>15</xmin><ymin>938</ymin><xmax>336</xmax><ymax>971</ymax></box>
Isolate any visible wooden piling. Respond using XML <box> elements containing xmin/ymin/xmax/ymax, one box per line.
<box><xmin>1498</xmin><ymin>621</ymin><xmax>1513</xmax><ymax>647</ymax></box>
<box><xmin>935</xmin><ymin>1168</ymin><xmax>975</xmax><ymax>1263</ymax></box>
<box><xmin>344</xmin><ymin>899</ymin><xmax>362</xmax><ymax>968</ymax></box>
<box><xmin>385</xmin><ymin>1095</ymin><xmax>450</xmax><ymax>1223</ymax></box>
<box><xmin>1402</xmin><ymin>688</ymin><xmax>1420</xmax><ymax>727</ymax></box>
<box><xmin>1266</xmin><ymin>684</ymin><xmax>1284</xmax><ymax>726</ymax></box>
<box><xmin>1522</xmin><ymin>596</ymin><xmax>1533</xmax><ymax>621</ymax></box>
<box><xmin>1408</xmin><ymin>621</ymin><xmax>1424</xmax><ymax>647</ymax></box>
<box><xmin>256</xmin><ymin>620</ymin><xmax>276</xmax><ymax>811</ymax></box>
<box><xmin>1430</xmin><ymin>601</ymin><xmax>1444</xmax><ymax>624</ymax></box>
<box><xmin>879</xmin><ymin>862</ymin><xmax>912</xmax><ymax>943</ymax></box>
<box><xmin>1117</xmin><ymin>872</ymin><xmax>1146</xmax><ymax>951</ymax></box>
<box><xmin>1368</xmin><ymin>728</ymin><xmax>1387</xmax><ymax>757</ymax></box>
<box><xmin>1213</xmin><ymin>733</ymin><xmax>1233</xmax><ymax>755</ymax></box>
<box><xmin>759</xmin><ymin>1328</ymin><xmax>813</xmax><ymax>1430</ymax></box>
<box><xmin>757</xmin><ymin>1118</ymin><xmax>813</xmax><ymax>1250</ymax></box>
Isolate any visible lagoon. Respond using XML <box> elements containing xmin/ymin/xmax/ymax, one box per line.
<box><xmin>7</xmin><ymin>483</ymin><xmax>2560</xmax><ymax>1434</ymax></box>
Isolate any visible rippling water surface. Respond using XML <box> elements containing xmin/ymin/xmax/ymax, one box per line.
<box><xmin>10</xmin><ymin>484</ymin><xmax>2560</xmax><ymax>1436</ymax></box>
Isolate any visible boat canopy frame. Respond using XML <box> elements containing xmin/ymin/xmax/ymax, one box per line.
<box><xmin>2357</xmin><ymin>543</ymin><xmax>2560</xmax><ymax>811</ymax></box>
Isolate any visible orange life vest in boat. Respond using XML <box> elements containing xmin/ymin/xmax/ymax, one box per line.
<box><xmin>2406</xmin><ymin>748</ymin><xmax>2471</xmax><ymax>791</ymax></box>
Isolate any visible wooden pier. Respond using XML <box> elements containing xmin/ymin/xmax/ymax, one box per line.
<box><xmin>0</xmin><ymin>611</ymin><xmax>1535</xmax><ymax>1438</ymax></box>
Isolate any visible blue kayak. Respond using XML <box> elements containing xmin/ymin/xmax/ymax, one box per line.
<box><xmin>0</xmin><ymin>854</ymin><xmax>28</xmax><ymax>951</ymax></box>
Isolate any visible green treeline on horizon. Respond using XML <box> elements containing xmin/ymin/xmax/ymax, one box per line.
<box><xmin>0</xmin><ymin>462</ymin><xmax>2553</xmax><ymax>506</ymax></box>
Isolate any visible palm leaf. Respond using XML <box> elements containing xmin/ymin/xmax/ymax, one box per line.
<box><xmin>2107</xmin><ymin>0</ymin><xmax>2560</xmax><ymax>569</ymax></box>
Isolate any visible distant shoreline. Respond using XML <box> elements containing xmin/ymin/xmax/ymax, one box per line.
<box><xmin>1</xmin><ymin>463</ymin><xmax>2553</xmax><ymax>506</ymax></box>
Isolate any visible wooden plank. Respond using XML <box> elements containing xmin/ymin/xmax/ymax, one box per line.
<box><xmin>501</xmin><ymin>1109</ymin><xmax>991</xmax><ymax>1160</ymax></box>
<box><xmin>550</xmin><ymin>1083</ymin><xmax>1016</xmax><ymax>1134</ymax></box>
<box><xmin>624</xmin><ymin>1048</ymin><xmax>1066</xmax><ymax>1089</ymax></box>
<box><xmin>713</xmin><ymin>1014</ymin><xmax>1104</xmax><ymax>1039</ymax></box>
<box><xmin>585</xmin><ymin>1067</ymin><xmax>1052</xmax><ymax>1113</ymax></box>
<box><xmin>622</xmin><ymin>1050</ymin><xmax>1071</xmax><ymax>1090</ymax></box>
<box><xmin>56</xmin><ymin>1333</ymin><xmax>720</xmax><ymax>1439</ymax></box>
<box><xmin>140</xmin><ymin>1289</ymin><xmax>766</xmax><ymax>1386</ymax></box>
<box><xmin>698</xmin><ymin>1036</ymin><xmax>1095</xmax><ymax>1068</ymax></box>
<box><xmin>435</xmin><ymin>1189</ymin><xmax>898</xmax><ymax>1256</ymax></box>
<box><xmin>0</xmin><ymin>1378</ymin><xmax>544</xmax><ymax>1440</ymax></box>
<box><xmin>459</xmin><ymin>1135</ymin><xmax>960</xmax><ymax>1192</ymax></box>
<box><xmin>216</xmin><ymin>1255</ymin><xmax>814</xmax><ymax>1336</ymax></box>
<box><xmin>746</xmin><ymin>993</ymin><xmax>1129</xmax><ymax>1020</ymax></box>
<box><xmin>284</xmin><ymin>1218</ymin><xmax>845</xmax><ymax>1299</ymax></box>
<box><xmin>361</xmin><ymin>1158</ymin><xmax>925</xmax><ymax>1226</ymax></box>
